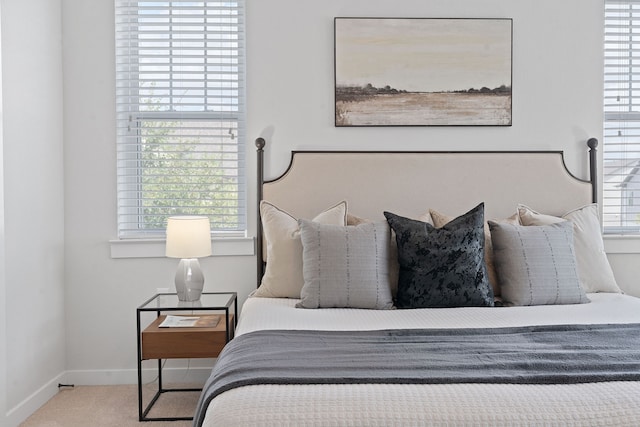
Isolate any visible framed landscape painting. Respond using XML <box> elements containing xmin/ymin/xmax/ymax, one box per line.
<box><xmin>334</xmin><ymin>18</ymin><xmax>513</xmax><ymax>127</ymax></box>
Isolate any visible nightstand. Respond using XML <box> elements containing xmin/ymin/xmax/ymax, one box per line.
<box><xmin>136</xmin><ymin>292</ymin><xmax>237</xmax><ymax>422</ymax></box>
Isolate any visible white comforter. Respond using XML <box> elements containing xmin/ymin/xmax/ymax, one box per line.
<box><xmin>202</xmin><ymin>293</ymin><xmax>640</xmax><ymax>426</ymax></box>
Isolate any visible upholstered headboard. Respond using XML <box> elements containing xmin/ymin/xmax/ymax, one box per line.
<box><xmin>255</xmin><ymin>138</ymin><xmax>598</xmax><ymax>284</ymax></box>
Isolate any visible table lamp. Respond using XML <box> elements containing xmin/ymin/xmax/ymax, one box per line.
<box><xmin>166</xmin><ymin>216</ymin><xmax>212</xmax><ymax>301</ymax></box>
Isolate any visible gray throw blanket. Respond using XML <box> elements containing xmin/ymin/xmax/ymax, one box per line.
<box><xmin>193</xmin><ymin>324</ymin><xmax>640</xmax><ymax>426</ymax></box>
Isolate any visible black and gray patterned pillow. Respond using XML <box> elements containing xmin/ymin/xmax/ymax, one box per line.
<box><xmin>384</xmin><ymin>203</ymin><xmax>494</xmax><ymax>309</ymax></box>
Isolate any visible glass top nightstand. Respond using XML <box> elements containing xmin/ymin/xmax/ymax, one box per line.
<box><xmin>136</xmin><ymin>292</ymin><xmax>237</xmax><ymax>422</ymax></box>
<box><xmin>138</xmin><ymin>292</ymin><xmax>237</xmax><ymax>312</ymax></box>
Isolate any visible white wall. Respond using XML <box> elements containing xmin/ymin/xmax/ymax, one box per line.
<box><xmin>1</xmin><ymin>0</ymin><xmax>66</xmax><ymax>425</ymax></box>
<box><xmin>247</xmin><ymin>0</ymin><xmax>602</xmax><ymax>180</ymax></box>
<box><xmin>0</xmin><ymin>2</ymin><xmax>6</xmax><ymax>424</ymax></box>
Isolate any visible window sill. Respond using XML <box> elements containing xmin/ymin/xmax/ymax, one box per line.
<box><xmin>603</xmin><ymin>235</ymin><xmax>640</xmax><ymax>254</ymax></box>
<box><xmin>109</xmin><ymin>237</ymin><xmax>255</xmax><ymax>259</ymax></box>
<box><xmin>109</xmin><ymin>235</ymin><xmax>637</xmax><ymax>258</ymax></box>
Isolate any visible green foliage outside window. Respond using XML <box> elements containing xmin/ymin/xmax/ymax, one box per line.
<box><xmin>138</xmin><ymin>119</ymin><xmax>241</xmax><ymax>231</ymax></box>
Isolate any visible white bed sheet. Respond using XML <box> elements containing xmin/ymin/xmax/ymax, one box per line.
<box><xmin>202</xmin><ymin>293</ymin><xmax>640</xmax><ymax>426</ymax></box>
<box><xmin>235</xmin><ymin>293</ymin><xmax>640</xmax><ymax>335</ymax></box>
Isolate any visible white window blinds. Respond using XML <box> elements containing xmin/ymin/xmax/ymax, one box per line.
<box><xmin>604</xmin><ymin>0</ymin><xmax>640</xmax><ymax>234</ymax></box>
<box><xmin>115</xmin><ymin>0</ymin><xmax>245</xmax><ymax>238</ymax></box>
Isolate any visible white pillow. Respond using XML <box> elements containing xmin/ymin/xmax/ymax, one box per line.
<box><xmin>254</xmin><ymin>201</ymin><xmax>347</xmax><ymax>298</ymax></box>
<box><xmin>517</xmin><ymin>204</ymin><xmax>621</xmax><ymax>293</ymax></box>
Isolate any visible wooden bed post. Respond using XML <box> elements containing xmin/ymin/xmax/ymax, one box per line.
<box><xmin>587</xmin><ymin>138</ymin><xmax>598</xmax><ymax>204</ymax></box>
<box><xmin>255</xmin><ymin>137</ymin><xmax>266</xmax><ymax>287</ymax></box>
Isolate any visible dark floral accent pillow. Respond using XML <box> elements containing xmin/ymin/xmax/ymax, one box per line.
<box><xmin>384</xmin><ymin>203</ymin><xmax>494</xmax><ymax>308</ymax></box>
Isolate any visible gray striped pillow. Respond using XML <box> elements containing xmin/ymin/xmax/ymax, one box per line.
<box><xmin>296</xmin><ymin>219</ymin><xmax>394</xmax><ymax>309</ymax></box>
<box><xmin>488</xmin><ymin>221</ymin><xmax>589</xmax><ymax>306</ymax></box>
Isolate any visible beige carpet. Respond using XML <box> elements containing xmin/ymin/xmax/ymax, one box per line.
<box><xmin>20</xmin><ymin>384</ymin><xmax>200</xmax><ymax>427</ymax></box>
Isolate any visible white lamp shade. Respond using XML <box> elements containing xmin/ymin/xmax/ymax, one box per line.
<box><xmin>165</xmin><ymin>216</ymin><xmax>212</xmax><ymax>258</ymax></box>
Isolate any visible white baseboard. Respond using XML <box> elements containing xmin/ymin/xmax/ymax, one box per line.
<box><xmin>5</xmin><ymin>366</ymin><xmax>213</xmax><ymax>427</ymax></box>
<box><xmin>5</xmin><ymin>372</ymin><xmax>65</xmax><ymax>427</ymax></box>
<box><xmin>65</xmin><ymin>365</ymin><xmax>212</xmax><ymax>386</ymax></box>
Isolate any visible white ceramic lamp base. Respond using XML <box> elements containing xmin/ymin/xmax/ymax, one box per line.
<box><xmin>174</xmin><ymin>258</ymin><xmax>204</xmax><ymax>302</ymax></box>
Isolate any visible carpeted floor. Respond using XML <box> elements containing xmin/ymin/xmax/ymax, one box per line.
<box><xmin>20</xmin><ymin>384</ymin><xmax>200</xmax><ymax>427</ymax></box>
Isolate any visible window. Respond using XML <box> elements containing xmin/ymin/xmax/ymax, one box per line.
<box><xmin>115</xmin><ymin>0</ymin><xmax>245</xmax><ymax>239</ymax></box>
<box><xmin>604</xmin><ymin>0</ymin><xmax>640</xmax><ymax>234</ymax></box>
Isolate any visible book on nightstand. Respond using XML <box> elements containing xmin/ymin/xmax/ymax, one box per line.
<box><xmin>159</xmin><ymin>315</ymin><xmax>220</xmax><ymax>328</ymax></box>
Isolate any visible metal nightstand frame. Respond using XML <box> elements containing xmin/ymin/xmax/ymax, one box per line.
<box><xmin>136</xmin><ymin>292</ymin><xmax>237</xmax><ymax>422</ymax></box>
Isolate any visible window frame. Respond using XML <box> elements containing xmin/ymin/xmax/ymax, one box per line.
<box><xmin>114</xmin><ymin>0</ymin><xmax>247</xmax><ymax>240</ymax></box>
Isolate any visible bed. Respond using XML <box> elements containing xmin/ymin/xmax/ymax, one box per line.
<box><xmin>193</xmin><ymin>138</ymin><xmax>640</xmax><ymax>426</ymax></box>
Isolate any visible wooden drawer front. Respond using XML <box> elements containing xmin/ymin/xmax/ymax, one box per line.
<box><xmin>141</xmin><ymin>314</ymin><xmax>234</xmax><ymax>360</ymax></box>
